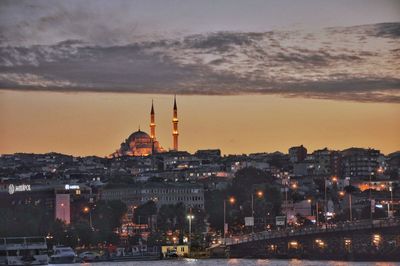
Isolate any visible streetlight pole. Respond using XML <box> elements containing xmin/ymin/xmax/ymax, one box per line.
<box><xmin>389</xmin><ymin>184</ymin><xmax>393</xmax><ymax>218</ymax></box>
<box><xmin>83</xmin><ymin>206</ymin><xmax>93</xmax><ymax>229</ymax></box>
<box><xmin>89</xmin><ymin>210</ymin><xmax>93</xmax><ymax>229</ymax></box>
<box><xmin>284</xmin><ymin>178</ymin><xmax>289</xmax><ymax>229</ymax></box>
<box><xmin>251</xmin><ymin>190</ymin><xmax>263</xmax><ymax>233</ymax></box>
<box><xmin>251</xmin><ymin>193</ymin><xmax>254</xmax><ymax>234</ymax></box>
<box><xmin>349</xmin><ymin>193</ymin><xmax>353</xmax><ymax>221</ymax></box>
<box><xmin>308</xmin><ymin>199</ymin><xmax>319</xmax><ymax>226</ymax></box>
<box><xmin>223</xmin><ymin>197</ymin><xmax>235</xmax><ymax>245</ymax></box>
<box><xmin>369</xmin><ymin>171</ymin><xmax>373</xmax><ymax>220</ymax></box>
<box><xmin>187</xmin><ymin>208</ymin><xmax>194</xmax><ymax>257</ymax></box>
<box><xmin>223</xmin><ymin>199</ymin><xmax>226</xmax><ymax>245</ymax></box>
<box><xmin>324</xmin><ymin>177</ymin><xmax>327</xmax><ymax>219</ymax></box>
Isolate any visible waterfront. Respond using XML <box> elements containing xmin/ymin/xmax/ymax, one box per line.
<box><xmin>49</xmin><ymin>259</ymin><xmax>400</xmax><ymax>266</ymax></box>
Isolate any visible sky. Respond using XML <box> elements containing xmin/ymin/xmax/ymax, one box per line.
<box><xmin>1</xmin><ymin>90</ymin><xmax>399</xmax><ymax>156</ymax></box>
<box><xmin>0</xmin><ymin>0</ymin><xmax>399</xmax><ymax>155</ymax></box>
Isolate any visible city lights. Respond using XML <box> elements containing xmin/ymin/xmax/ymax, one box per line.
<box><xmin>1</xmin><ymin>1</ymin><xmax>400</xmax><ymax>263</ymax></box>
<box><xmin>373</xmin><ymin>234</ymin><xmax>381</xmax><ymax>246</ymax></box>
<box><xmin>289</xmin><ymin>241</ymin><xmax>299</xmax><ymax>249</ymax></box>
<box><xmin>315</xmin><ymin>239</ymin><xmax>325</xmax><ymax>248</ymax></box>
<box><xmin>229</xmin><ymin>197</ymin><xmax>236</xmax><ymax>204</ymax></box>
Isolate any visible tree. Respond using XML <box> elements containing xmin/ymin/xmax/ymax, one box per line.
<box><xmin>157</xmin><ymin>203</ymin><xmax>186</xmax><ymax>232</ymax></box>
<box><xmin>135</xmin><ymin>201</ymin><xmax>157</xmax><ymax>224</ymax></box>
<box><xmin>74</xmin><ymin>220</ymin><xmax>93</xmax><ymax>246</ymax></box>
<box><xmin>204</xmin><ymin>190</ymin><xmax>225</xmax><ymax>231</ymax></box>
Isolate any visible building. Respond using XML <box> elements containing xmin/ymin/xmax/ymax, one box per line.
<box><xmin>312</xmin><ymin>148</ymin><xmax>331</xmax><ymax>176</ymax></box>
<box><xmin>342</xmin><ymin>148</ymin><xmax>380</xmax><ymax>179</ymax></box>
<box><xmin>100</xmin><ymin>183</ymin><xmax>204</xmax><ymax>209</ymax></box>
<box><xmin>111</xmin><ymin>97</ymin><xmax>180</xmax><ymax>157</ymax></box>
<box><xmin>330</xmin><ymin>150</ymin><xmax>343</xmax><ymax>178</ymax></box>
<box><xmin>141</xmin><ymin>183</ymin><xmax>204</xmax><ymax>209</ymax></box>
<box><xmin>195</xmin><ymin>149</ymin><xmax>221</xmax><ymax>161</ymax></box>
<box><xmin>161</xmin><ymin>245</ymin><xmax>189</xmax><ymax>257</ymax></box>
<box><xmin>0</xmin><ymin>182</ymin><xmax>93</xmax><ymax>224</ymax></box>
<box><xmin>289</xmin><ymin>145</ymin><xmax>307</xmax><ymax>163</ymax></box>
<box><xmin>172</xmin><ymin>95</ymin><xmax>179</xmax><ymax>151</ymax></box>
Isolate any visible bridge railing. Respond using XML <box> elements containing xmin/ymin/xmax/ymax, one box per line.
<box><xmin>225</xmin><ymin>217</ymin><xmax>400</xmax><ymax>246</ymax></box>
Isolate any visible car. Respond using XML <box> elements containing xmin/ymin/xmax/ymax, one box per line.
<box><xmin>166</xmin><ymin>249</ymin><xmax>178</xmax><ymax>258</ymax></box>
<box><xmin>78</xmin><ymin>251</ymin><xmax>100</xmax><ymax>262</ymax></box>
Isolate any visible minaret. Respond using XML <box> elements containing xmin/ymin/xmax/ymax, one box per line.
<box><xmin>172</xmin><ymin>95</ymin><xmax>179</xmax><ymax>151</ymax></box>
<box><xmin>150</xmin><ymin>100</ymin><xmax>156</xmax><ymax>141</ymax></box>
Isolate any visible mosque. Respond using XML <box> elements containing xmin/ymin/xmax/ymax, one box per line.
<box><xmin>111</xmin><ymin>96</ymin><xmax>179</xmax><ymax>157</ymax></box>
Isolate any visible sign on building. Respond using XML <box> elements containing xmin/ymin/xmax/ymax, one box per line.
<box><xmin>276</xmin><ymin>216</ymin><xmax>286</xmax><ymax>226</ymax></box>
<box><xmin>245</xmin><ymin>217</ymin><xmax>254</xmax><ymax>226</ymax></box>
<box><xmin>8</xmin><ymin>184</ymin><xmax>31</xmax><ymax>195</ymax></box>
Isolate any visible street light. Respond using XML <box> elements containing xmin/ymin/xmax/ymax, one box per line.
<box><xmin>83</xmin><ymin>206</ymin><xmax>93</xmax><ymax>229</ymax></box>
<box><xmin>339</xmin><ymin>190</ymin><xmax>352</xmax><ymax>221</ymax></box>
<box><xmin>251</xmin><ymin>190</ymin><xmax>264</xmax><ymax>233</ymax></box>
<box><xmin>187</xmin><ymin>210</ymin><xmax>194</xmax><ymax>257</ymax></box>
<box><xmin>223</xmin><ymin>196</ymin><xmax>235</xmax><ymax>245</ymax></box>
<box><xmin>307</xmin><ymin>198</ymin><xmax>319</xmax><ymax>226</ymax></box>
<box><xmin>60</xmin><ymin>203</ymin><xmax>65</xmax><ymax>223</ymax></box>
<box><xmin>389</xmin><ymin>183</ymin><xmax>393</xmax><ymax>218</ymax></box>
<box><xmin>369</xmin><ymin>171</ymin><xmax>373</xmax><ymax>220</ymax></box>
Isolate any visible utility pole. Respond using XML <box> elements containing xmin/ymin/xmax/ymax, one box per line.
<box><xmin>251</xmin><ymin>193</ymin><xmax>254</xmax><ymax>234</ymax></box>
<box><xmin>389</xmin><ymin>183</ymin><xmax>393</xmax><ymax>218</ymax></box>
<box><xmin>349</xmin><ymin>193</ymin><xmax>353</xmax><ymax>221</ymax></box>
<box><xmin>369</xmin><ymin>171</ymin><xmax>373</xmax><ymax>220</ymax></box>
<box><xmin>223</xmin><ymin>199</ymin><xmax>226</xmax><ymax>245</ymax></box>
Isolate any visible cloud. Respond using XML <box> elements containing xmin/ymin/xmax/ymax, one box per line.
<box><xmin>0</xmin><ymin>22</ymin><xmax>399</xmax><ymax>103</ymax></box>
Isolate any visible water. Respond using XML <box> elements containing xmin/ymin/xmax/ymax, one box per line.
<box><xmin>49</xmin><ymin>259</ymin><xmax>400</xmax><ymax>266</ymax></box>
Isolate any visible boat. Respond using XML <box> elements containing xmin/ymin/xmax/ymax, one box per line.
<box><xmin>106</xmin><ymin>246</ymin><xmax>161</xmax><ymax>262</ymax></box>
<box><xmin>0</xmin><ymin>237</ymin><xmax>49</xmax><ymax>265</ymax></box>
<box><xmin>49</xmin><ymin>246</ymin><xmax>76</xmax><ymax>264</ymax></box>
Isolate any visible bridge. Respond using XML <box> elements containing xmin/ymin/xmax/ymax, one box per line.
<box><xmin>223</xmin><ymin>218</ymin><xmax>400</xmax><ymax>261</ymax></box>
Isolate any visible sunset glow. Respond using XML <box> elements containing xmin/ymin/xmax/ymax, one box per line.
<box><xmin>0</xmin><ymin>90</ymin><xmax>398</xmax><ymax>156</ymax></box>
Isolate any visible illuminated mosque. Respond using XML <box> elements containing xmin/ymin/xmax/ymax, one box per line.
<box><xmin>111</xmin><ymin>96</ymin><xmax>179</xmax><ymax>157</ymax></box>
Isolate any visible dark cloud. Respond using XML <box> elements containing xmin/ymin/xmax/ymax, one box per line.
<box><xmin>373</xmin><ymin>22</ymin><xmax>400</xmax><ymax>38</ymax></box>
<box><xmin>0</xmin><ymin>23</ymin><xmax>399</xmax><ymax>103</ymax></box>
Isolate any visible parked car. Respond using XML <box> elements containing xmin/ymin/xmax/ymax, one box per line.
<box><xmin>78</xmin><ymin>251</ymin><xmax>100</xmax><ymax>262</ymax></box>
<box><xmin>50</xmin><ymin>246</ymin><xmax>77</xmax><ymax>264</ymax></box>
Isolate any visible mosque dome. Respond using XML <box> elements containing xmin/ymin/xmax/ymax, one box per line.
<box><xmin>110</xmin><ymin>98</ymin><xmax>177</xmax><ymax>158</ymax></box>
<box><xmin>128</xmin><ymin>130</ymin><xmax>151</xmax><ymax>143</ymax></box>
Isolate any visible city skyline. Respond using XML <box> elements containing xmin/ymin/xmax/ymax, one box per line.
<box><xmin>1</xmin><ymin>1</ymin><xmax>400</xmax><ymax>263</ymax></box>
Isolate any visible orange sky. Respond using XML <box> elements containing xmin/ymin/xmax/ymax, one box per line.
<box><xmin>0</xmin><ymin>90</ymin><xmax>399</xmax><ymax>156</ymax></box>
